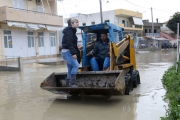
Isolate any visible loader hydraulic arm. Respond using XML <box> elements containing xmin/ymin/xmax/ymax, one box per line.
<box><xmin>110</xmin><ymin>35</ymin><xmax>136</xmax><ymax>70</ymax></box>
<box><xmin>112</xmin><ymin>35</ymin><xmax>130</xmax><ymax>62</ymax></box>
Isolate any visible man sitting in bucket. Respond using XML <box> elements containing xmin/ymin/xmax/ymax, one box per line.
<box><xmin>86</xmin><ymin>32</ymin><xmax>110</xmax><ymax>71</ymax></box>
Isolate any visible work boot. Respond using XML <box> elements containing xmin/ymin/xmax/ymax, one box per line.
<box><xmin>69</xmin><ymin>74</ymin><xmax>78</xmax><ymax>88</ymax></box>
<box><xmin>66</xmin><ymin>79</ymin><xmax>70</xmax><ymax>87</ymax></box>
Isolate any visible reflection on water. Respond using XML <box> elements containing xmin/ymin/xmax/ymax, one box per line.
<box><xmin>0</xmin><ymin>49</ymin><xmax>177</xmax><ymax>120</ymax></box>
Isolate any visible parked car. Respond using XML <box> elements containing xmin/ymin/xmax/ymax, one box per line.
<box><xmin>162</xmin><ymin>41</ymin><xmax>172</xmax><ymax>49</ymax></box>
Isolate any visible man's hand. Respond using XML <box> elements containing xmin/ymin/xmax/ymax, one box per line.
<box><xmin>86</xmin><ymin>51</ymin><xmax>93</xmax><ymax>56</ymax></box>
<box><xmin>72</xmin><ymin>54</ymin><xmax>77</xmax><ymax>59</ymax></box>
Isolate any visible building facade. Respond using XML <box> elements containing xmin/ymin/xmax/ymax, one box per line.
<box><xmin>142</xmin><ymin>19</ymin><xmax>163</xmax><ymax>37</ymax></box>
<box><xmin>64</xmin><ymin>9</ymin><xmax>143</xmax><ymax>46</ymax></box>
<box><xmin>0</xmin><ymin>0</ymin><xmax>63</xmax><ymax>60</ymax></box>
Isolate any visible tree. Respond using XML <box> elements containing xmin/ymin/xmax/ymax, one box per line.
<box><xmin>167</xmin><ymin>12</ymin><xmax>180</xmax><ymax>35</ymax></box>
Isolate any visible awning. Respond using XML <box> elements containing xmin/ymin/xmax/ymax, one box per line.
<box><xmin>7</xmin><ymin>21</ymin><xmax>61</xmax><ymax>31</ymax></box>
<box><xmin>7</xmin><ymin>21</ymin><xmax>26</xmax><ymax>28</ymax></box>
<box><xmin>132</xmin><ymin>17</ymin><xmax>144</xmax><ymax>25</ymax></box>
<box><xmin>38</xmin><ymin>24</ymin><xmax>46</xmax><ymax>28</ymax></box>
<box><xmin>46</xmin><ymin>25</ymin><xmax>61</xmax><ymax>31</ymax></box>
<box><xmin>26</xmin><ymin>23</ymin><xmax>39</xmax><ymax>30</ymax></box>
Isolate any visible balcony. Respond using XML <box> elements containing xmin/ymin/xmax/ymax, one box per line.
<box><xmin>0</xmin><ymin>6</ymin><xmax>63</xmax><ymax>26</ymax></box>
<box><xmin>145</xmin><ymin>33</ymin><xmax>160</xmax><ymax>37</ymax></box>
<box><xmin>115</xmin><ymin>9</ymin><xmax>142</xmax><ymax>18</ymax></box>
<box><xmin>117</xmin><ymin>23</ymin><xmax>143</xmax><ymax>31</ymax></box>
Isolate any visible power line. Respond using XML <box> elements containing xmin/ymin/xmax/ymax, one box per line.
<box><xmin>124</xmin><ymin>0</ymin><xmax>174</xmax><ymax>14</ymax></box>
<box><xmin>124</xmin><ymin>0</ymin><xmax>150</xmax><ymax>9</ymax></box>
<box><xmin>153</xmin><ymin>8</ymin><xmax>174</xmax><ymax>14</ymax></box>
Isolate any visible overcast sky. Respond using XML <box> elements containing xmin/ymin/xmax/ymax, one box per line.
<box><xmin>57</xmin><ymin>0</ymin><xmax>179</xmax><ymax>23</ymax></box>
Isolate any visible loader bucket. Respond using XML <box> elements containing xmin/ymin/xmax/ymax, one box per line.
<box><xmin>40</xmin><ymin>70</ymin><xmax>127</xmax><ymax>95</ymax></box>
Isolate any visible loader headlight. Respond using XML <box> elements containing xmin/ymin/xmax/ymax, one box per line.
<box><xmin>83</xmin><ymin>27</ymin><xmax>89</xmax><ymax>32</ymax></box>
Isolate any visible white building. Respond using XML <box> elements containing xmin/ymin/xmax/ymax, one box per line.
<box><xmin>0</xmin><ymin>0</ymin><xmax>63</xmax><ymax>60</ymax></box>
<box><xmin>64</xmin><ymin>8</ymin><xmax>144</xmax><ymax>45</ymax></box>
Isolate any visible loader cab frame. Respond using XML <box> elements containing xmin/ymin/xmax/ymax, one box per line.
<box><xmin>79</xmin><ymin>23</ymin><xmax>124</xmax><ymax>68</ymax></box>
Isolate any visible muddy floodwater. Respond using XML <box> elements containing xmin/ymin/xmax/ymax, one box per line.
<box><xmin>0</xmin><ymin>49</ymin><xmax>176</xmax><ymax>120</ymax></box>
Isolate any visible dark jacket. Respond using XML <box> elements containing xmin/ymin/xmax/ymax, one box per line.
<box><xmin>92</xmin><ymin>39</ymin><xmax>109</xmax><ymax>59</ymax></box>
<box><xmin>62</xmin><ymin>27</ymin><xmax>81</xmax><ymax>63</ymax></box>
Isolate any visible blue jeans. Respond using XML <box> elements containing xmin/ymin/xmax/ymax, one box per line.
<box><xmin>62</xmin><ymin>51</ymin><xmax>79</xmax><ymax>79</ymax></box>
<box><xmin>90</xmin><ymin>57</ymin><xmax>110</xmax><ymax>71</ymax></box>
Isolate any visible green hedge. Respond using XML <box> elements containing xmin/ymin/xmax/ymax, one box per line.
<box><xmin>161</xmin><ymin>63</ymin><xmax>180</xmax><ymax>120</ymax></box>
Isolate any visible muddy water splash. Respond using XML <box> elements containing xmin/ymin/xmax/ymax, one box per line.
<box><xmin>0</xmin><ymin>49</ymin><xmax>176</xmax><ymax>120</ymax></box>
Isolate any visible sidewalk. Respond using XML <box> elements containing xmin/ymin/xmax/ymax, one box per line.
<box><xmin>0</xmin><ymin>55</ymin><xmax>65</xmax><ymax>67</ymax></box>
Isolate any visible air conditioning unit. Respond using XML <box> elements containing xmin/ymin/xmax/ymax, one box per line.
<box><xmin>37</xmin><ymin>6</ymin><xmax>44</xmax><ymax>13</ymax></box>
<box><xmin>36</xmin><ymin>0</ymin><xmax>41</xmax><ymax>5</ymax></box>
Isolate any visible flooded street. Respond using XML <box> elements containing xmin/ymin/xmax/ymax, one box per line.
<box><xmin>0</xmin><ymin>49</ymin><xmax>176</xmax><ymax>120</ymax></box>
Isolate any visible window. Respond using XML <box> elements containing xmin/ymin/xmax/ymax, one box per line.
<box><xmin>38</xmin><ymin>32</ymin><xmax>44</xmax><ymax>47</ymax></box>
<box><xmin>50</xmin><ymin>33</ymin><xmax>56</xmax><ymax>47</ymax></box>
<box><xmin>122</xmin><ymin>20</ymin><xmax>125</xmax><ymax>24</ymax></box>
<box><xmin>135</xmin><ymin>25</ymin><xmax>142</xmax><ymax>28</ymax></box>
<box><xmin>91</xmin><ymin>22</ymin><xmax>95</xmax><ymax>25</ymax></box>
<box><xmin>127</xmin><ymin>21</ymin><xmax>129</xmax><ymax>27</ymax></box>
<box><xmin>154</xmin><ymin>29</ymin><xmax>157</xmax><ymax>33</ymax></box>
<box><xmin>27</xmin><ymin>32</ymin><xmax>34</xmax><ymax>48</ymax></box>
<box><xmin>149</xmin><ymin>29</ymin><xmax>151</xmax><ymax>33</ymax></box>
<box><xmin>122</xmin><ymin>20</ymin><xmax>126</xmax><ymax>27</ymax></box>
<box><xmin>145</xmin><ymin>29</ymin><xmax>147</xmax><ymax>33</ymax></box>
<box><xmin>105</xmin><ymin>20</ymin><xmax>110</xmax><ymax>23</ymax></box>
<box><xmin>82</xmin><ymin>23</ymin><xmax>86</xmax><ymax>26</ymax></box>
<box><xmin>4</xmin><ymin>30</ymin><xmax>13</xmax><ymax>48</ymax></box>
<box><xmin>13</xmin><ymin>0</ymin><xmax>25</xmax><ymax>9</ymax></box>
<box><xmin>4</xmin><ymin>30</ymin><xmax>11</xmax><ymax>34</ymax></box>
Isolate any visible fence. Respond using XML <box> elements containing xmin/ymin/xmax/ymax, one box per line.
<box><xmin>0</xmin><ymin>56</ymin><xmax>23</xmax><ymax>71</ymax></box>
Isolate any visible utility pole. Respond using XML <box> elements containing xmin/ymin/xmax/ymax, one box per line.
<box><xmin>99</xmin><ymin>0</ymin><xmax>103</xmax><ymax>23</ymax></box>
<box><xmin>151</xmin><ymin>7</ymin><xmax>154</xmax><ymax>38</ymax></box>
<box><xmin>176</xmin><ymin>23</ymin><xmax>179</xmax><ymax>72</ymax></box>
<box><xmin>151</xmin><ymin>7</ymin><xmax>154</xmax><ymax>45</ymax></box>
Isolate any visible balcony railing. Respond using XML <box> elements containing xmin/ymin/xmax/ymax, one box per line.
<box><xmin>116</xmin><ymin>23</ymin><xmax>143</xmax><ymax>30</ymax></box>
<box><xmin>145</xmin><ymin>33</ymin><xmax>160</xmax><ymax>37</ymax></box>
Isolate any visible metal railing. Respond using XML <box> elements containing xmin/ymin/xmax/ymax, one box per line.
<box><xmin>0</xmin><ymin>55</ymin><xmax>19</xmax><ymax>67</ymax></box>
<box><xmin>115</xmin><ymin>22</ymin><xmax>132</xmax><ymax>27</ymax></box>
<box><xmin>145</xmin><ymin>33</ymin><xmax>160</xmax><ymax>37</ymax></box>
